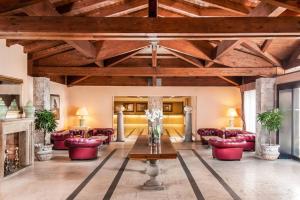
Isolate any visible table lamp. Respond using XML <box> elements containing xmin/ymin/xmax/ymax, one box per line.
<box><xmin>76</xmin><ymin>107</ymin><xmax>89</xmax><ymax>127</ymax></box>
<box><xmin>227</xmin><ymin>107</ymin><xmax>238</xmax><ymax>128</ymax></box>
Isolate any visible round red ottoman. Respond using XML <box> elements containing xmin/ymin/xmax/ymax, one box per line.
<box><xmin>64</xmin><ymin>138</ymin><xmax>102</xmax><ymax>160</ymax></box>
<box><xmin>209</xmin><ymin>138</ymin><xmax>247</xmax><ymax>161</ymax></box>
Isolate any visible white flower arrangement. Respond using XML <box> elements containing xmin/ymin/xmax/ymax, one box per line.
<box><xmin>145</xmin><ymin>108</ymin><xmax>163</xmax><ymax>122</ymax></box>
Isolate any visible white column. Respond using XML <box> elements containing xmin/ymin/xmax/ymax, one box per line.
<box><xmin>255</xmin><ymin>78</ymin><xmax>276</xmax><ymax>156</ymax></box>
<box><xmin>116</xmin><ymin>105</ymin><xmax>125</xmax><ymax>142</ymax></box>
<box><xmin>184</xmin><ymin>106</ymin><xmax>193</xmax><ymax>142</ymax></box>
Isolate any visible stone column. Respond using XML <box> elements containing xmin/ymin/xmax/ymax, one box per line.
<box><xmin>116</xmin><ymin>105</ymin><xmax>125</xmax><ymax>142</ymax></box>
<box><xmin>184</xmin><ymin>106</ymin><xmax>193</xmax><ymax>142</ymax></box>
<box><xmin>33</xmin><ymin>77</ymin><xmax>50</xmax><ymax>111</ymax></box>
<box><xmin>255</xmin><ymin>78</ymin><xmax>276</xmax><ymax>156</ymax></box>
<box><xmin>33</xmin><ymin>77</ymin><xmax>50</xmax><ymax>144</ymax></box>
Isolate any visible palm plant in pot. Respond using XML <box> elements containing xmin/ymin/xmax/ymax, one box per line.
<box><xmin>34</xmin><ymin>110</ymin><xmax>57</xmax><ymax>161</ymax></box>
<box><xmin>257</xmin><ymin>108</ymin><xmax>283</xmax><ymax>160</ymax></box>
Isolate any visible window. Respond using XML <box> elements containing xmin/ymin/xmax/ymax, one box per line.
<box><xmin>244</xmin><ymin>90</ymin><xmax>256</xmax><ymax>133</ymax></box>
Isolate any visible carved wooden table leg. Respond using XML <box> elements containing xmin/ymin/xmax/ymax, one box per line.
<box><xmin>142</xmin><ymin>159</ymin><xmax>165</xmax><ymax>190</ymax></box>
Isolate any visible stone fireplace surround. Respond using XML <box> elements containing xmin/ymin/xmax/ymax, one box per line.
<box><xmin>0</xmin><ymin>118</ymin><xmax>34</xmax><ymax>180</ymax></box>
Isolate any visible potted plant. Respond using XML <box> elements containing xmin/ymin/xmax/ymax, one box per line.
<box><xmin>34</xmin><ymin>110</ymin><xmax>57</xmax><ymax>161</ymax></box>
<box><xmin>257</xmin><ymin>108</ymin><xmax>283</xmax><ymax>160</ymax></box>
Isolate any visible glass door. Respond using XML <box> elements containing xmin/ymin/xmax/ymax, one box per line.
<box><xmin>293</xmin><ymin>88</ymin><xmax>300</xmax><ymax>158</ymax></box>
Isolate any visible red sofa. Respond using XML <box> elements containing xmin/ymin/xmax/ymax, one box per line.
<box><xmin>209</xmin><ymin>138</ymin><xmax>247</xmax><ymax>161</ymax></box>
<box><xmin>197</xmin><ymin>128</ymin><xmax>256</xmax><ymax>151</ymax></box>
<box><xmin>87</xmin><ymin>128</ymin><xmax>114</xmax><ymax>144</ymax></box>
<box><xmin>64</xmin><ymin>138</ymin><xmax>102</xmax><ymax>160</ymax></box>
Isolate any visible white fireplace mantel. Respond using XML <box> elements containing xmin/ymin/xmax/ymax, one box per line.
<box><xmin>0</xmin><ymin>118</ymin><xmax>34</xmax><ymax>180</ymax></box>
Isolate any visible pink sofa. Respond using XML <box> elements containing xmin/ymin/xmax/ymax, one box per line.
<box><xmin>64</xmin><ymin>138</ymin><xmax>102</xmax><ymax>160</ymax></box>
<box><xmin>209</xmin><ymin>138</ymin><xmax>248</xmax><ymax>161</ymax></box>
<box><xmin>87</xmin><ymin>128</ymin><xmax>114</xmax><ymax>144</ymax></box>
<box><xmin>51</xmin><ymin>129</ymin><xmax>85</xmax><ymax>150</ymax></box>
<box><xmin>197</xmin><ymin>128</ymin><xmax>224</xmax><ymax>145</ymax></box>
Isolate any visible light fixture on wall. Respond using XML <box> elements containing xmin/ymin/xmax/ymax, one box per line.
<box><xmin>76</xmin><ymin>107</ymin><xmax>89</xmax><ymax>127</ymax></box>
<box><xmin>227</xmin><ymin>107</ymin><xmax>238</xmax><ymax>128</ymax></box>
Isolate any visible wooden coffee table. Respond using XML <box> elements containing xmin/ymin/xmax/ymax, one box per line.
<box><xmin>128</xmin><ymin>135</ymin><xmax>177</xmax><ymax>190</ymax></box>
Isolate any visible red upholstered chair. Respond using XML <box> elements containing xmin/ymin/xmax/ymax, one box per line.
<box><xmin>51</xmin><ymin>129</ymin><xmax>85</xmax><ymax>150</ymax></box>
<box><xmin>51</xmin><ymin>130</ymin><xmax>70</xmax><ymax>150</ymax></box>
<box><xmin>88</xmin><ymin>128</ymin><xmax>114</xmax><ymax>144</ymax></box>
<box><xmin>224</xmin><ymin>130</ymin><xmax>256</xmax><ymax>151</ymax></box>
<box><xmin>197</xmin><ymin>128</ymin><xmax>224</xmax><ymax>145</ymax></box>
<box><xmin>209</xmin><ymin>138</ymin><xmax>247</xmax><ymax>161</ymax></box>
<box><xmin>64</xmin><ymin>138</ymin><xmax>102</xmax><ymax>160</ymax></box>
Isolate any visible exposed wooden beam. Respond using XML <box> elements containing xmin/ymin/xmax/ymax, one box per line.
<box><xmin>151</xmin><ymin>41</ymin><xmax>158</xmax><ymax>67</ymax></box>
<box><xmin>0</xmin><ymin>0</ymin><xmax>43</xmax><ymax>13</ymax></box>
<box><xmin>260</xmin><ymin>0</ymin><xmax>300</xmax><ymax>13</ymax></box>
<box><xmin>22</xmin><ymin>1</ymin><xmax>97</xmax><ymax>58</ymax></box>
<box><xmin>218</xmin><ymin>76</ymin><xmax>240</xmax><ymax>86</ymax></box>
<box><xmin>200</xmin><ymin>0</ymin><xmax>250</xmax><ymax>15</ymax></box>
<box><xmin>241</xmin><ymin>40</ymin><xmax>282</xmax><ymax>67</ymax></box>
<box><xmin>148</xmin><ymin>0</ymin><xmax>158</xmax><ymax>17</ymax></box>
<box><xmin>33</xmin><ymin>66</ymin><xmax>281</xmax><ymax>77</ymax></box>
<box><xmin>67</xmin><ymin>76</ymin><xmax>91</xmax><ymax>87</ymax></box>
<box><xmin>1</xmin><ymin>16</ymin><xmax>300</xmax><ymax>40</ymax></box>
<box><xmin>31</xmin><ymin>43</ymin><xmax>72</xmax><ymax>60</ymax></box>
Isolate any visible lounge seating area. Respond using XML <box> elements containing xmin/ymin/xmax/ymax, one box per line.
<box><xmin>1</xmin><ymin>0</ymin><xmax>300</xmax><ymax>199</ymax></box>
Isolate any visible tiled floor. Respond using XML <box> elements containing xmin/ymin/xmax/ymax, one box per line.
<box><xmin>1</xmin><ymin>137</ymin><xmax>300</xmax><ymax>200</ymax></box>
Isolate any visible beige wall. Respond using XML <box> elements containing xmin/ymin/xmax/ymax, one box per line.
<box><xmin>0</xmin><ymin>40</ymin><xmax>68</xmax><ymax>130</ymax></box>
<box><xmin>0</xmin><ymin>39</ymin><xmax>32</xmax><ymax>105</ymax></box>
<box><xmin>68</xmin><ymin>86</ymin><xmax>242</xmax><ymax>133</ymax></box>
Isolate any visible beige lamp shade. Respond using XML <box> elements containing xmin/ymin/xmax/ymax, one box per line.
<box><xmin>227</xmin><ymin>108</ymin><xmax>238</xmax><ymax>117</ymax></box>
<box><xmin>76</xmin><ymin>107</ymin><xmax>89</xmax><ymax>116</ymax></box>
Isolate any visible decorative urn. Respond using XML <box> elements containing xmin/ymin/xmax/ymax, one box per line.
<box><xmin>0</xmin><ymin>98</ymin><xmax>8</xmax><ymax>119</ymax></box>
<box><xmin>23</xmin><ymin>100</ymin><xmax>36</xmax><ymax>118</ymax></box>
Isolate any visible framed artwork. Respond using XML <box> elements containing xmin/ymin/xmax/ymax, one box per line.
<box><xmin>163</xmin><ymin>103</ymin><xmax>173</xmax><ymax>112</ymax></box>
<box><xmin>50</xmin><ymin>94</ymin><xmax>60</xmax><ymax>120</ymax></box>
<box><xmin>123</xmin><ymin>103</ymin><xmax>134</xmax><ymax>112</ymax></box>
<box><xmin>136</xmin><ymin>103</ymin><xmax>147</xmax><ymax>112</ymax></box>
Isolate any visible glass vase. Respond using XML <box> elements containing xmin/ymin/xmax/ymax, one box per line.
<box><xmin>148</xmin><ymin>122</ymin><xmax>161</xmax><ymax>146</ymax></box>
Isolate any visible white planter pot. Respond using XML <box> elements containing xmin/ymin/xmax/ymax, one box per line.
<box><xmin>34</xmin><ymin>144</ymin><xmax>53</xmax><ymax>161</ymax></box>
<box><xmin>261</xmin><ymin>144</ymin><xmax>280</xmax><ymax>160</ymax></box>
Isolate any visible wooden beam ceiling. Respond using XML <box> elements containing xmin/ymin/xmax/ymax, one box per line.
<box><xmin>32</xmin><ymin>66</ymin><xmax>281</xmax><ymax>77</ymax></box>
<box><xmin>0</xmin><ymin>16</ymin><xmax>300</xmax><ymax>40</ymax></box>
<box><xmin>260</xmin><ymin>0</ymin><xmax>300</xmax><ymax>13</ymax></box>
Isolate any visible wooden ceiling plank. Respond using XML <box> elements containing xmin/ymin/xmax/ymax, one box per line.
<box><xmin>67</xmin><ymin>76</ymin><xmax>91</xmax><ymax>86</ymax></box>
<box><xmin>1</xmin><ymin>16</ymin><xmax>300</xmax><ymax>40</ymax></box>
<box><xmin>261</xmin><ymin>39</ymin><xmax>273</xmax><ymax>52</ymax></box>
<box><xmin>164</xmin><ymin>48</ymin><xmax>203</xmax><ymax>68</ymax></box>
<box><xmin>212</xmin><ymin>2</ymin><xmax>287</xmax><ymax>66</ymax></box>
<box><xmin>286</xmin><ymin>46</ymin><xmax>300</xmax><ymax>69</ymax></box>
<box><xmin>31</xmin><ymin>43</ymin><xmax>72</xmax><ymax>60</ymax></box>
<box><xmin>23</xmin><ymin>1</ymin><xmax>97</xmax><ymax>58</ymax></box>
<box><xmin>218</xmin><ymin>76</ymin><xmax>240</xmax><ymax>86</ymax></box>
<box><xmin>104</xmin><ymin>48</ymin><xmax>146</xmax><ymax>67</ymax></box>
<box><xmin>96</xmin><ymin>41</ymin><xmax>149</xmax><ymax>61</ymax></box>
<box><xmin>200</xmin><ymin>0</ymin><xmax>250</xmax><ymax>15</ymax></box>
<box><xmin>241</xmin><ymin>40</ymin><xmax>282</xmax><ymax>67</ymax></box>
<box><xmin>260</xmin><ymin>0</ymin><xmax>300</xmax><ymax>13</ymax></box>
<box><xmin>24</xmin><ymin>40</ymin><xmax>64</xmax><ymax>53</ymax></box>
<box><xmin>33</xmin><ymin>66</ymin><xmax>279</xmax><ymax>77</ymax></box>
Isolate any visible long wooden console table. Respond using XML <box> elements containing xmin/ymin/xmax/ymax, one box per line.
<box><xmin>128</xmin><ymin>135</ymin><xmax>177</xmax><ymax>190</ymax></box>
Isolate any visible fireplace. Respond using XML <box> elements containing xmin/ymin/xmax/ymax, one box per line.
<box><xmin>0</xmin><ymin>118</ymin><xmax>34</xmax><ymax>179</ymax></box>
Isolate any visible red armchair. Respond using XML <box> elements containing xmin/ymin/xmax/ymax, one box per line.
<box><xmin>51</xmin><ymin>129</ymin><xmax>85</xmax><ymax>150</ymax></box>
<box><xmin>197</xmin><ymin>128</ymin><xmax>224</xmax><ymax>145</ymax></box>
<box><xmin>64</xmin><ymin>138</ymin><xmax>102</xmax><ymax>160</ymax></box>
<box><xmin>209</xmin><ymin>138</ymin><xmax>247</xmax><ymax>161</ymax></box>
<box><xmin>88</xmin><ymin>128</ymin><xmax>114</xmax><ymax>144</ymax></box>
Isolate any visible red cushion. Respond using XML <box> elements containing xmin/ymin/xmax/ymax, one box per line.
<box><xmin>237</xmin><ymin>134</ymin><xmax>256</xmax><ymax>142</ymax></box>
<box><xmin>51</xmin><ymin>130</ymin><xmax>70</xmax><ymax>141</ymax></box>
<box><xmin>209</xmin><ymin>138</ymin><xmax>247</xmax><ymax>148</ymax></box>
<box><xmin>197</xmin><ymin>128</ymin><xmax>224</xmax><ymax>138</ymax></box>
<box><xmin>65</xmin><ymin>138</ymin><xmax>102</xmax><ymax>148</ymax></box>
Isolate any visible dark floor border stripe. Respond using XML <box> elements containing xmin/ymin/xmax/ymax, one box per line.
<box><xmin>174</xmin><ymin>128</ymin><xmax>184</xmax><ymax>138</ymax></box>
<box><xmin>177</xmin><ymin>153</ymin><xmax>205</xmax><ymax>200</ymax></box>
<box><xmin>165</xmin><ymin>129</ymin><xmax>171</xmax><ymax>137</ymax></box>
<box><xmin>139</xmin><ymin>128</ymin><xmax>144</xmax><ymax>136</ymax></box>
<box><xmin>66</xmin><ymin>149</ymin><xmax>117</xmax><ymax>200</ymax></box>
<box><xmin>103</xmin><ymin>157</ymin><xmax>129</xmax><ymax>200</ymax></box>
<box><xmin>192</xmin><ymin>149</ymin><xmax>242</xmax><ymax>200</ymax></box>
<box><xmin>126</xmin><ymin>128</ymin><xmax>137</xmax><ymax>138</ymax></box>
